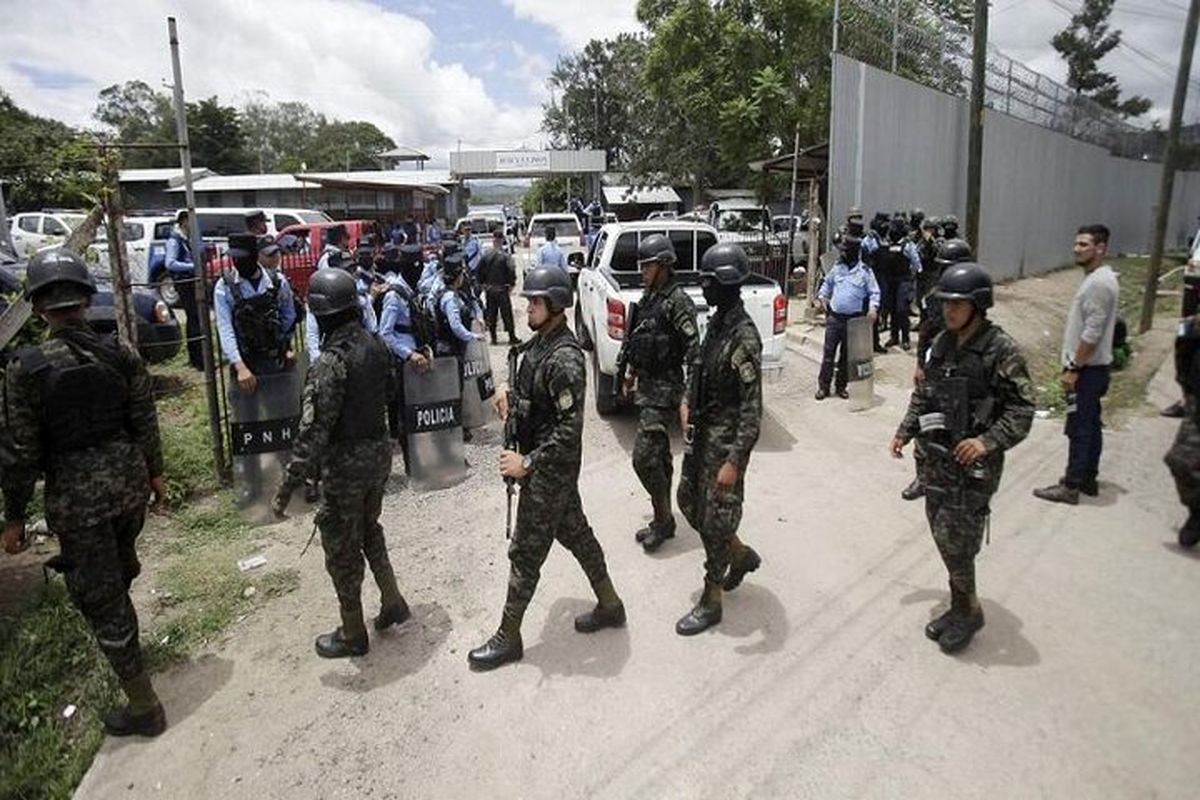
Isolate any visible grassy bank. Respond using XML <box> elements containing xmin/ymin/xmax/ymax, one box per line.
<box><xmin>0</xmin><ymin>353</ymin><xmax>299</xmax><ymax>800</ymax></box>
<box><xmin>1026</xmin><ymin>255</ymin><xmax>1182</xmax><ymax>419</ymax></box>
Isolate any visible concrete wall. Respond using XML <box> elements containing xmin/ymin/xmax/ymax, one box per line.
<box><xmin>830</xmin><ymin>53</ymin><xmax>1200</xmax><ymax>281</ymax></box>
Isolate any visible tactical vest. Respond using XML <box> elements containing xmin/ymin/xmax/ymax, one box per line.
<box><xmin>434</xmin><ymin>287</ymin><xmax>475</xmax><ymax>351</ymax></box>
<box><xmin>512</xmin><ymin>329</ymin><xmax>583</xmax><ymax>453</ymax></box>
<box><xmin>18</xmin><ymin>335</ymin><xmax>130</xmax><ymax>454</ymax></box>
<box><xmin>1175</xmin><ymin>319</ymin><xmax>1200</xmax><ymax>396</ymax></box>
<box><xmin>325</xmin><ymin>328</ymin><xmax>390</xmax><ymax>441</ymax></box>
<box><xmin>924</xmin><ymin>324</ymin><xmax>1002</xmax><ymax>436</ymax></box>
<box><xmin>694</xmin><ymin>305</ymin><xmax>757</xmax><ymax>421</ymax></box>
<box><xmin>626</xmin><ymin>285</ymin><xmax>685</xmax><ymax>376</ymax></box>
<box><xmin>224</xmin><ymin>269</ymin><xmax>284</xmax><ymax>373</ymax></box>
<box><xmin>880</xmin><ymin>243</ymin><xmax>911</xmax><ymax>281</ymax></box>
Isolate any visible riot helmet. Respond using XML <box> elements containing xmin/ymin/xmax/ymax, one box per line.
<box><xmin>307</xmin><ymin>267</ymin><xmax>359</xmax><ymax>316</ymax></box>
<box><xmin>933</xmin><ymin>262</ymin><xmax>993</xmax><ymax>311</ymax></box>
<box><xmin>699</xmin><ymin>242</ymin><xmax>751</xmax><ymax>286</ymax></box>
<box><xmin>888</xmin><ymin>216</ymin><xmax>908</xmax><ymax>243</ymax></box>
<box><xmin>545</xmin><ymin>226</ymin><xmax>557</xmax><ymax>242</ymax></box>
<box><xmin>934</xmin><ymin>238</ymin><xmax>973</xmax><ymax>268</ymax></box>
<box><xmin>25</xmin><ymin>249</ymin><xmax>97</xmax><ymax>309</ymax></box>
<box><xmin>941</xmin><ymin>214</ymin><xmax>960</xmax><ymax>238</ymax></box>
<box><xmin>441</xmin><ymin>252</ymin><xmax>465</xmax><ymax>280</ymax></box>
<box><xmin>521</xmin><ymin>266</ymin><xmax>572</xmax><ymax>313</ymax></box>
<box><xmin>637</xmin><ymin>233</ymin><xmax>677</xmax><ymax>268</ymax></box>
<box><xmin>910</xmin><ymin>208</ymin><xmax>926</xmax><ymax>228</ymax></box>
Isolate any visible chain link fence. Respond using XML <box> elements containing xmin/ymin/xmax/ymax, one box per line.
<box><xmin>834</xmin><ymin>0</ymin><xmax>1157</xmax><ymax>160</ymax></box>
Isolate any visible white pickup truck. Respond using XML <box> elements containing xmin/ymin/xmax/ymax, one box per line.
<box><xmin>574</xmin><ymin>220</ymin><xmax>788</xmax><ymax>415</ymax></box>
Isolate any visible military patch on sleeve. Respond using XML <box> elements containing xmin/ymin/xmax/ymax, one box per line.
<box><xmin>731</xmin><ymin>344</ymin><xmax>758</xmax><ymax>385</ymax></box>
<box><xmin>557</xmin><ymin>389</ymin><xmax>575</xmax><ymax>412</ymax></box>
<box><xmin>680</xmin><ymin>319</ymin><xmax>697</xmax><ymax>339</ymax></box>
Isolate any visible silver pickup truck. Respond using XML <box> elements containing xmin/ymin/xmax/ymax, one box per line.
<box><xmin>574</xmin><ymin>220</ymin><xmax>788</xmax><ymax>415</ymax></box>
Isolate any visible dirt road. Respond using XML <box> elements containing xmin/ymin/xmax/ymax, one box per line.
<box><xmin>76</xmin><ymin>274</ymin><xmax>1199</xmax><ymax>799</ymax></box>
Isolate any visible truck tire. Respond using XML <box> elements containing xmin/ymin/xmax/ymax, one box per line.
<box><xmin>575</xmin><ymin>303</ymin><xmax>594</xmax><ymax>351</ymax></box>
<box><xmin>156</xmin><ymin>274</ymin><xmax>181</xmax><ymax>308</ymax></box>
<box><xmin>592</xmin><ymin>349</ymin><xmax>618</xmax><ymax>416</ymax></box>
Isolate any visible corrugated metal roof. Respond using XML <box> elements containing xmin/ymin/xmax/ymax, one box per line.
<box><xmin>119</xmin><ymin>167</ymin><xmax>212</xmax><ymax>184</ymax></box>
<box><xmin>298</xmin><ymin>171</ymin><xmax>450</xmax><ymax>195</ymax></box>
<box><xmin>166</xmin><ymin>173</ymin><xmax>314</xmax><ymax>193</ymax></box>
<box><xmin>602</xmin><ymin>185</ymin><xmax>682</xmax><ymax>205</ymax></box>
<box><xmin>379</xmin><ymin>146</ymin><xmax>430</xmax><ymax>160</ymax></box>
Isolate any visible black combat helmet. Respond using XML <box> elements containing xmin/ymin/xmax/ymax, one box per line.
<box><xmin>934</xmin><ymin>262</ymin><xmax>993</xmax><ymax>310</ymax></box>
<box><xmin>637</xmin><ymin>233</ymin><xmax>677</xmax><ymax>267</ymax></box>
<box><xmin>441</xmin><ymin>251</ymin><xmax>465</xmax><ymax>279</ymax></box>
<box><xmin>521</xmin><ymin>265</ymin><xmax>573</xmax><ymax>312</ymax></box>
<box><xmin>934</xmin><ymin>238</ymin><xmax>973</xmax><ymax>268</ymax></box>
<box><xmin>699</xmin><ymin>242</ymin><xmax>750</xmax><ymax>285</ymax></box>
<box><xmin>25</xmin><ymin>249</ymin><xmax>97</xmax><ymax>308</ymax></box>
<box><xmin>307</xmin><ymin>267</ymin><xmax>359</xmax><ymax>316</ymax></box>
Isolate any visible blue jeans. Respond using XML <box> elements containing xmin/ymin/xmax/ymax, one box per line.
<box><xmin>1065</xmin><ymin>365</ymin><xmax>1111</xmax><ymax>486</ymax></box>
<box><xmin>819</xmin><ymin>312</ymin><xmax>859</xmax><ymax>391</ymax></box>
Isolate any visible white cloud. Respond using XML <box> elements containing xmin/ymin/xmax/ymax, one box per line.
<box><xmin>502</xmin><ymin>0</ymin><xmax>642</xmax><ymax>50</ymax></box>
<box><xmin>0</xmin><ymin>0</ymin><xmax>548</xmax><ymax>162</ymax></box>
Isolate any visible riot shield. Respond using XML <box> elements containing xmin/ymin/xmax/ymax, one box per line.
<box><xmin>404</xmin><ymin>356</ymin><xmax>467</xmax><ymax>490</ymax></box>
<box><xmin>228</xmin><ymin>368</ymin><xmax>305</xmax><ymax>525</ymax></box>
<box><xmin>460</xmin><ymin>335</ymin><xmax>496</xmax><ymax>430</ymax></box>
<box><xmin>846</xmin><ymin>315</ymin><xmax>875</xmax><ymax>412</ymax></box>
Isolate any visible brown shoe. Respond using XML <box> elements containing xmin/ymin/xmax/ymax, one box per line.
<box><xmin>1033</xmin><ymin>482</ymin><xmax>1079</xmax><ymax>505</ymax></box>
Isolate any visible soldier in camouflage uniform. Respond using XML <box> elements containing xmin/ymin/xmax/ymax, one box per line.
<box><xmin>675</xmin><ymin>243</ymin><xmax>764</xmax><ymax>637</ymax></box>
<box><xmin>617</xmin><ymin>233</ymin><xmax>700</xmax><ymax>552</ymax></box>
<box><xmin>273</xmin><ymin>268</ymin><xmax>410</xmax><ymax>659</ymax></box>
<box><xmin>1</xmin><ymin>250</ymin><xmax>168</xmax><ymax>737</ymax></box>
<box><xmin>1164</xmin><ymin>317</ymin><xmax>1200</xmax><ymax>549</ymax></box>
<box><xmin>891</xmin><ymin>263</ymin><xmax>1035</xmax><ymax>654</ymax></box>
<box><xmin>468</xmin><ymin>266</ymin><xmax>625</xmax><ymax>671</ymax></box>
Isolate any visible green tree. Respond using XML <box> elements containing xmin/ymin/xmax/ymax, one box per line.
<box><xmin>239</xmin><ymin>98</ymin><xmax>326</xmax><ymax>173</ymax></box>
<box><xmin>1051</xmin><ymin>0</ymin><xmax>1152</xmax><ymax>118</ymax></box>
<box><xmin>543</xmin><ymin>34</ymin><xmax>649</xmax><ymax>168</ymax></box>
<box><xmin>92</xmin><ymin>81</ymin><xmax>176</xmax><ymax>168</ymax></box>
<box><xmin>185</xmin><ymin>97</ymin><xmax>254</xmax><ymax>173</ymax></box>
<box><xmin>0</xmin><ymin>90</ymin><xmax>99</xmax><ymax>211</ymax></box>
<box><xmin>521</xmin><ymin>176</ymin><xmax>572</xmax><ymax>219</ymax></box>
<box><xmin>300</xmin><ymin>120</ymin><xmax>395</xmax><ymax>172</ymax></box>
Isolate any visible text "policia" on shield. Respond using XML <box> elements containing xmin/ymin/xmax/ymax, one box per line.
<box><xmin>405</xmin><ymin>400</ymin><xmax>462</xmax><ymax>433</ymax></box>
<box><xmin>229</xmin><ymin>417</ymin><xmax>300</xmax><ymax>455</ymax></box>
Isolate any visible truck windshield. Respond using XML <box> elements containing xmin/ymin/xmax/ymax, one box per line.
<box><xmin>716</xmin><ymin>209</ymin><xmax>766</xmax><ymax>233</ymax></box>
<box><xmin>610</xmin><ymin>230</ymin><xmax>717</xmax><ymax>272</ymax></box>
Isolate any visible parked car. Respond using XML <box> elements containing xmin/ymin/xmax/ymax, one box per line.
<box><xmin>771</xmin><ymin>213</ymin><xmax>812</xmax><ymax>268</ymax></box>
<box><xmin>456</xmin><ymin>214</ymin><xmax>508</xmax><ymax>255</ymax></box>
<box><xmin>0</xmin><ymin>249</ymin><xmax>181</xmax><ymax>364</ymax></box>
<box><xmin>86</xmin><ymin>214</ymin><xmax>174</xmax><ymax>285</ymax></box>
<box><xmin>575</xmin><ymin>220</ymin><xmax>788</xmax><ymax>415</ymax></box>
<box><xmin>8</xmin><ymin>210</ymin><xmax>88</xmax><ymax>257</ymax></box>
<box><xmin>525</xmin><ymin>212</ymin><xmax>586</xmax><ymax>270</ymax></box>
<box><xmin>203</xmin><ymin>219</ymin><xmax>375</xmax><ymax>300</ymax></box>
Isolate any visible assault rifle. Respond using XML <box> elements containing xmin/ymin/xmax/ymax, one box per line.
<box><xmin>503</xmin><ymin>346</ymin><xmax>520</xmax><ymax>539</ymax></box>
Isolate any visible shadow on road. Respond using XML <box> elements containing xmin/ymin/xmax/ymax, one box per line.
<box><xmin>318</xmin><ymin>601</ymin><xmax>451</xmax><ymax>693</ymax></box>
<box><xmin>757</xmin><ymin>409</ymin><xmax>798</xmax><ymax>452</ymax></box>
<box><xmin>143</xmin><ymin>654</ymin><xmax>234</xmax><ymax>738</ymax></box>
<box><xmin>900</xmin><ymin>588</ymin><xmax>1039</xmax><ymax>668</ymax></box>
<box><xmin>523</xmin><ymin>596</ymin><xmax>632</xmax><ymax>680</ymax></box>
<box><xmin>1080</xmin><ymin>480</ymin><xmax>1127</xmax><ymax>507</ymax></box>
<box><xmin>1161</xmin><ymin>540</ymin><xmax>1200</xmax><ymax>560</ymax></box>
<box><xmin>720</xmin><ymin>583</ymin><xmax>791</xmax><ymax>655</ymax></box>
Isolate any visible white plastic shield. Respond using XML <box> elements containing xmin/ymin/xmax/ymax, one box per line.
<box><xmin>846</xmin><ymin>315</ymin><xmax>875</xmax><ymax>412</ymax></box>
<box><xmin>460</xmin><ymin>337</ymin><xmax>496</xmax><ymax>429</ymax></box>
<box><xmin>228</xmin><ymin>368</ymin><xmax>305</xmax><ymax>524</ymax></box>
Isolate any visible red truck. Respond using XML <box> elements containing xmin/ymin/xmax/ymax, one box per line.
<box><xmin>205</xmin><ymin>219</ymin><xmax>377</xmax><ymax>299</ymax></box>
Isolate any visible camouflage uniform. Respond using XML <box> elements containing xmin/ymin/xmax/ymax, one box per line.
<box><xmin>2</xmin><ymin>321</ymin><xmax>162</xmax><ymax>682</ymax></box>
<box><xmin>677</xmin><ymin>301</ymin><xmax>762</xmax><ymax>587</ymax></box>
<box><xmin>280</xmin><ymin>323</ymin><xmax>404</xmax><ymax>646</ymax></box>
<box><xmin>1164</xmin><ymin>329</ymin><xmax>1200</xmax><ymax>543</ymax></box>
<box><xmin>506</xmin><ymin>322</ymin><xmax>610</xmax><ymax>609</ymax></box>
<box><xmin>896</xmin><ymin>321</ymin><xmax>1034</xmax><ymax>627</ymax></box>
<box><xmin>617</xmin><ymin>279</ymin><xmax>700</xmax><ymax>538</ymax></box>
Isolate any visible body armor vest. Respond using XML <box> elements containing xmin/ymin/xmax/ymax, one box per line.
<box><xmin>326</xmin><ymin>327</ymin><xmax>390</xmax><ymax>441</ymax></box>
<box><xmin>513</xmin><ymin>330</ymin><xmax>582</xmax><ymax>453</ymax></box>
<box><xmin>225</xmin><ymin>270</ymin><xmax>284</xmax><ymax>373</ymax></box>
<box><xmin>626</xmin><ymin>284</ymin><xmax>684</xmax><ymax>376</ymax></box>
<box><xmin>19</xmin><ymin>335</ymin><xmax>129</xmax><ymax>454</ymax></box>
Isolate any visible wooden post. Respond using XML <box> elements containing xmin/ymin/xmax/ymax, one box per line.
<box><xmin>1139</xmin><ymin>0</ymin><xmax>1200</xmax><ymax>334</ymax></box>
<box><xmin>99</xmin><ymin>148</ymin><xmax>138</xmax><ymax>349</ymax></box>
<box><xmin>965</xmin><ymin>0</ymin><xmax>989</xmax><ymax>254</ymax></box>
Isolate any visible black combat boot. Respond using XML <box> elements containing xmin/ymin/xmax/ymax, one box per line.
<box><xmin>468</xmin><ymin>602</ymin><xmax>525</xmax><ymax>671</ymax></box>
<box><xmin>634</xmin><ymin>525</ymin><xmax>654</xmax><ymax>544</ymax></box>
<box><xmin>641</xmin><ymin>516</ymin><xmax>676</xmax><ymax>553</ymax></box>
<box><xmin>676</xmin><ymin>579</ymin><xmax>723</xmax><ymax>636</ymax></box>
<box><xmin>901</xmin><ymin>476</ymin><xmax>925</xmax><ymax>501</ymax></box>
<box><xmin>575</xmin><ymin>576</ymin><xmax>627</xmax><ymax>633</ymax></box>
<box><xmin>104</xmin><ymin>672</ymin><xmax>167</xmax><ymax>738</ymax></box>
<box><xmin>1180</xmin><ymin>510</ymin><xmax>1200</xmax><ymax>549</ymax></box>
<box><xmin>939</xmin><ymin>592</ymin><xmax>985</xmax><ymax>654</ymax></box>
<box><xmin>316</xmin><ymin>606</ymin><xmax>370</xmax><ymax>658</ymax></box>
<box><xmin>374</xmin><ymin>575</ymin><xmax>412</xmax><ymax>631</ymax></box>
<box><xmin>723</xmin><ymin>540</ymin><xmax>761</xmax><ymax>591</ymax></box>
<box><xmin>924</xmin><ymin>581</ymin><xmax>961</xmax><ymax>642</ymax></box>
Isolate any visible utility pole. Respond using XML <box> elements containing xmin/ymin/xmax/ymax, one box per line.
<box><xmin>964</xmin><ymin>0</ymin><xmax>989</xmax><ymax>254</ymax></box>
<box><xmin>1139</xmin><ymin>0</ymin><xmax>1200</xmax><ymax>334</ymax></box>
<box><xmin>169</xmin><ymin>16</ymin><xmax>226</xmax><ymax>484</ymax></box>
